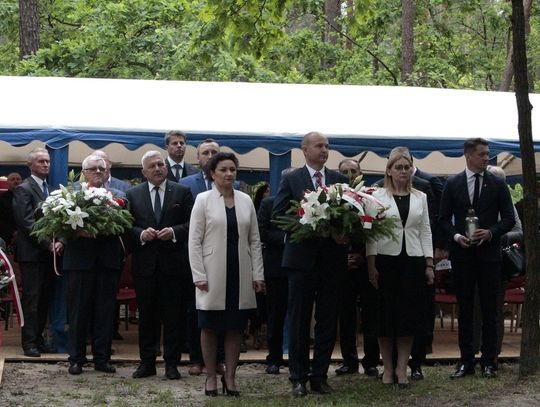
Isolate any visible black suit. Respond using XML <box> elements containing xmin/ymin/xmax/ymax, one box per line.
<box><xmin>126</xmin><ymin>180</ymin><xmax>193</xmax><ymax>367</ymax></box>
<box><xmin>63</xmin><ymin>220</ymin><xmax>125</xmax><ymax>365</ymax></box>
<box><xmin>12</xmin><ymin>177</ymin><xmax>56</xmax><ymax>352</ymax></box>
<box><xmin>439</xmin><ymin>170</ymin><xmax>514</xmax><ymax>367</ymax></box>
<box><xmin>273</xmin><ymin>166</ymin><xmax>348</xmax><ymax>384</ymax></box>
<box><xmin>258</xmin><ymin>196</ymin><xmax>288</xmax><ymax>366</ymax></box>
<box><xmin>166</xmin><ymin>160</ymin><xmax>200</xmax><ymax>183</ymax></box>
<box><xmin>0</xmin><ymin>190</ymin><xmax>16</xmax><ymax>245</ymax></box>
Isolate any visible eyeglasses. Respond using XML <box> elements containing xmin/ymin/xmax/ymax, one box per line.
<box><xmin>393</xmin><ymin>165</ymin><xmax>411</xmax><ymax>172</ymax></box>
<box><xmin>84</xmin><ymin>167</ymin><xmax>106</xmax><ymax>172</ymax></box>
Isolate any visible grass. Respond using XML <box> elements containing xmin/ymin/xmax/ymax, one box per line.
<box><xmin>206</xmin><ymin>363</ymin><xmax>540</xmax><ymax>407</ymax></box>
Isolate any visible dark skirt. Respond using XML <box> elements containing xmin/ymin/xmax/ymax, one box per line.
<box><xmin>375</xmin><ymin>254</ymin><xmax>430</xmax><ymax>337</ymax></box>
<box><xmin>198</xmin><ymin>309</ymin><xmax>250</xmax><ymax>332</ymax></box>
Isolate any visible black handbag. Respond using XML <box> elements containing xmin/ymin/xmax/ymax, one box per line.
<box><xmin>502</xmin><ymin>242</ymin><xmax>525</xmax><ymax>280</ymax></box>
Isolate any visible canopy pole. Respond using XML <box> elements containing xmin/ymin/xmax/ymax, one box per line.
<box><xmin>46</xmin><ymin>145</ymin><xmax>69</xmax><ymax>188</ymax></box>
<box><xmin>269</xmin><ymin>151</ymin><xmax>291</xmax><ymax>196</ymax></box>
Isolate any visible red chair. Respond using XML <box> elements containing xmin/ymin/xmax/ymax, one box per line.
<box><xmin>504</xmin><ymin>287</ymin><xmax>525</xmax><ymax>332</ymax></box>
<box><xmin>117</xmin><ymin>255</ymin><xmax>136</xmax><ymax>331</ymax></box>
<box><xmin>434</xmin><ymin>268</ymin><xmax>458</xmax><ymax>331</ymax></box>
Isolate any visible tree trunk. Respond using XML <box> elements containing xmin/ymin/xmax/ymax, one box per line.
<box><xmin>499</xmin><ymin>0</ymin><xmax>533</xmax><ymax>91</ymax></box>
<box><xmin>345</xmin><ymin>0</ymin><xmax>353</xmax><ymax>50</ymax></box>
<box><xmin>401</xmin><ymin>0</ymin><xmax>414</xmax><ymax>85</ymax></box>
<box><xmin>324</xmin><ymin>0</ymin><xmax>341</xmax><ymax>45</ymax></box>
<box><xmin>512</xmin><ymin>0</ymin><xmax>540</xmax><ymax>377</ymax></box>
<box><xmin>18</xmin><ymin>0</ymin><xmax>40</xmax><ymax>59</ymax></box>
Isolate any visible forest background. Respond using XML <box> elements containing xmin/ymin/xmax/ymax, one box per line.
<box><xmin>1</xmin><ymin>0</ymin><xmax>539</xmax><ymax>91</ymax></box>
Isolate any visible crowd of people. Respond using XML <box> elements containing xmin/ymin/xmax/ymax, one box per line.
<box><xmin>0</xmin><ymin>131</ymin><xmax>521</xmax><ymax>397</ymax></box>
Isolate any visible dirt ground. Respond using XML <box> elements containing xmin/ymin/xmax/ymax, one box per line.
<box><xmin>1</xmin><ymin>361</ymin><xmax>539</xmax><ymax>407</ymax></box>
<box><xmin>0</xmin><ymin>361</ymin><xmax>283</xmax><ymax>407</ymax></box>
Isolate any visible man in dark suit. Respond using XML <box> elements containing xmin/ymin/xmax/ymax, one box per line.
<box><xmin>273</xmin><ymin>132</ymin><xmax>349</xmax><ymax>397</ymax></box>
<box><xmin>0</xmin><ymin>172</ymin><xmax>22</xmax><ymax>246</ymax></box>
<box><xmin>164</xmin><ymin>130</ymin><xmax>199</xmax><ymax>182</ymax></box>
<box><xmin>12</xmin><ymin>148</ymin><xmax>61</xmax><ymax>357</ymax></box>
<box><xmin>127</xmin><ymin>151</ymin><xmax>193</xmax><ymax>380</ymax></box>
<box><xmin>63</xmin><ymin>154</ymin><xmax>125</xmax><ymax>375</ymax></box>
<box><xmin>334</xmin><ymin>159</ymin><xmax>380</xmax><ymax>378</ymax></box>
<box><xmin>439</xmin><ymin>138</ymin><xmax>514</xmax><ymax>379</ymax></box>
<box><xmin>258</xmin><ymin>193</ymin><xmax>288</xmax><ymax>375</ymax></box>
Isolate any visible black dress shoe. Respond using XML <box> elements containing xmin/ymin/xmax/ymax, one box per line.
<box><xmin>68</xmin><ymin>363</ymin><xmax>83</xmax><ymax>375</ymax></box>
<box><xmin>221</xmin><ymin>376</ymin><xmax>240</xmax><ymax>396</ymax></box>
<box><xmin>291</xmin><ymin>382</ymin><xmax>307</xmax><ymax>398</ymax></box>
<box><xmin>363</xmin><ymin>366</ymin><xmax>379</xmax><ymax>377</ymax></box>
<box><xmin>482</xmin><ymin>365</ymin><xmax>497</xmax><ymax>378</ymax></box>
<box><xmin>310</xmin><ymin>379</ymin><xmax>333</xmax><ymax>395</ymax></box>
<box><xmin>38</xmin><ymin>344</ymin><xmax>57</xmax><ymax>354</ymax></box>
<box><xmin>335</xmin><ymin>365</ymin><xmax>359</xmax><ymax>376</ymax></box>
<box><xmin>132</xmin><ymin>363</ymin><xmax>157</xmax><ymax>378</ymax></box>
<box><xmin>165</xmin><ymin>365</ymin><xmax>181</xmax><ymax>380</ymax></box>
<box><xmin>266</xmin><ymin>364</ymin><xmax>280</xmax><ymax>374</ymax></box>
<box><xmin>23</xmin><ymin>347</ymin><xmax>41</xmax><ymax>357</ymax></box>
<box><xmin>410</xmin><ymin>367</ymin><xmax>424</xmax><ymax>381</ymax></box>
<box><xmin>95</xmin><ymin>362</ymin><xmax>116</xmax><ymax>373</ymax></box>
<box><xmin>450</xmin><ymin>364</ymin><xmax>475</xmax><ymax>379</ymax></box>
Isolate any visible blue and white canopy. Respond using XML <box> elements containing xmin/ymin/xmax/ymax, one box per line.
<box><xmin>1</xmin><ymin>76</ymin><xmax>538</xmax><ymax>187</ymax></box>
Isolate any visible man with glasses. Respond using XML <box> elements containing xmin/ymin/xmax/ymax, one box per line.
<box><xmin>62</xmin><ymin>155</ymin><xmax>125</xmax><ymax>375</ymax></box>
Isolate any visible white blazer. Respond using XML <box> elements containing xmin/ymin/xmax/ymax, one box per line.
<box><xmin>189</xmin><ymin>188</ymin><xmax>264</xmax><ymax>310</ymax></box>
<box><xmin>366</xmin><ymin>188</ymin><xmax>433</xmax><ymax>258</ymax></box>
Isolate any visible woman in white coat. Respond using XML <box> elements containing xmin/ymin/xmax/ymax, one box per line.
<box><xmin>189</xmin><ymin>152</ymin><xmax>265</xmax><ymax>397</ymax></box>
<box><xmin>366</xmin><ymin>151</ymin><xmax>434</xmax><ymax>388</ymax></box>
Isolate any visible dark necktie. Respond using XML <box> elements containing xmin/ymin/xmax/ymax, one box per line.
<box><xmin>473</xmin><ymin>173</ymin><xmax>480</xmax><ymax>206</ymax></box>
<box><xmin>153</xmin><ymin>186</ymin><xmax>161</xmax><ymax>223</ymax></box>
<box><xmin>173</xmin><ymin>164</ymin><xmax>181</xmax><ymax>182</ymax></box>
<box><xmin>314</xmin><ymin>171</ymin><xmax>323</xmax><ymax>189</ymax></box>
<box><xmin>42</xmin><ymin>181</ymin><xmax>49</xmax><ymax>197</ymax></box>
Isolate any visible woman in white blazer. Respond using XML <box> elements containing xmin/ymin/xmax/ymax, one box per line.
<box><xmin>366</xmin><ymin>151</ymin><xmax>434</xmax><ymax>388</ymax></box>
<box><xmin>189</xmin><ymin>152</ymin><xmax>265</xmax><ymax>397</ymax></box>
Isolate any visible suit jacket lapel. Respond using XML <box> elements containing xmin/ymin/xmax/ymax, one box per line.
<box><xmin>301</xmin><ymin>166</ymin><xmax>315</xmax><ymax>191</ymax></box>
<box><xmin>29</xmin><ymin>177</ymin><xmax>46</xmax><ymax>200</ymax></box>
<box><xmin>160</xmin><ymin>181</ymin><xmax>174</xmax><ymax>224</ymax></box>
<box><xmin>196</xmin><ymin>172</ymin><xmax>207</xmax><ymax>192</ymax></box>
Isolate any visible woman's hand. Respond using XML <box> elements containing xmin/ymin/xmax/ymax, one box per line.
<box><xmin>425</xmin><ymin>267</ymin><xmax>434</xmax><ymax>285</ymax></box>
<box><xmin>367</xmin><ymin>265</ymin><xmax>379</xmax><ymax>289</ymax></box>
<box><xmin>253</xmin><ymin>280</ymin><xmax>265</xmax><ymax>293</ymax></box>
<box><xmin>194</xmin><ymin>281</ymin><xmax>208</xmax><ymax>292</ymax></box>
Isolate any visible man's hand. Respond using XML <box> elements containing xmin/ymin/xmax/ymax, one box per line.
<box><xmin>194</xmin><ymin>281</ymin><xmax>208</xmax><ymax>292</ymax></box>
<box><xmin>141</xmin><ymin>227</ymin><xmax>158</xmax><ymax>242</ymax></box>
<box><xmin>472</xmin><ymin>229</ymin><xmax>491</xmax><ymax>245</ymax></box>
<box><xmin>156</xmin><ymin>227</ymin><xmax>174</xmax><ymax>241</ymax></box>
<box><xmin>50</xmin><ymin>241</ymin><xmax>64</xmax><ymax>255</ymax></box>
<box><xmin>456</xmin><ymin>235</ymin><xmax>472</xmax><ymax>249</ymax></box>
<box><xmin>347</xmin><ymin>253</ymin><xmax>362</xmax><ymax>269</ymax></box>
<box><xmin>425</xmin><ymin>267</ymin><xmax>434</xmax><ymax>285</ymax></box>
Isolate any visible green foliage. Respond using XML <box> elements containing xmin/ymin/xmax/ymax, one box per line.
<box><xmin>509</xmin><ymin>183</ymin><xmax>524</xmax><ymax>204</ymax></box>
<box><xmin>0</xmin><ymin>0</ymin><xmax>539</xmax><ymax>89</ymax></box>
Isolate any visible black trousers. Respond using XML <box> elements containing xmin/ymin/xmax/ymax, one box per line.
<box><xmin>265</xmin><ymin>276</ymin><xmax>289</xmax><ymax>366</ymax></box>
<box><xmin>358</xmin><ymin>267</ymin><xmax>380</xmax><ymax>369</ymax></box>
<box><xmin>338</xmin><ymin>271</ymin><xmax>360</xmax><ymax>368</ymax></box>
<box><xmin>453</xmin><ymin>259</ymin><xmax>501</xmax><ymax>368</ymax></box>
<box><xmin>20</xmin><ymin>261</ymin><xmax>56</xmax><ymax>351</ymax></box>
<box><xmin>409</xmin><ymin>285</ymin><xmax>435</xmax><ymax>369</ymax></box>
<box><xmin>66</xmin><ymin>266</ymin><xmax>120</xmax><ymax>364</ymax></box>
<box><xmin>135</xmin><ymin>271</ymin><xmax>183</xmax><ymax>366</ymax></box>
<box><xmin>287</xmin><ymin>267</ymin><xmax>344</xmax><ymax>383</ymax></box>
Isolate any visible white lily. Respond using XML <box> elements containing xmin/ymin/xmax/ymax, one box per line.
<box><xmin>64</xmin><ymin>206</ymin><xmax>89</xmax><ymax>230</ymax></box>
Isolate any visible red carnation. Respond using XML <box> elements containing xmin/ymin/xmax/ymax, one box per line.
<box><xmin>113</xmin><ymin>197</ymin><xmax>126</xmax><ymax>208</ymax></box>
<box><xmin>297</xmin><ymin>207</ymin><xmax>305</xmax><ymax>217</ymax></box>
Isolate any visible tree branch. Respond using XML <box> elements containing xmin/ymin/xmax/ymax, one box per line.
<box><xmin>321</xmin><ymin>16</ymin><xmax>398</xmax><ymax>86</ymax></box>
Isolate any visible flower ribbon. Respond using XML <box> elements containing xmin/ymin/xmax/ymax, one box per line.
<box><xmin>52</xmin><ymin>237</ymin><xmax>62</xmax><ymax>276</ymax></box>
<box><xmin>0</xmin><ymin>247</ymin><xmax>24</xmax><ymax>327</ymax></box>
